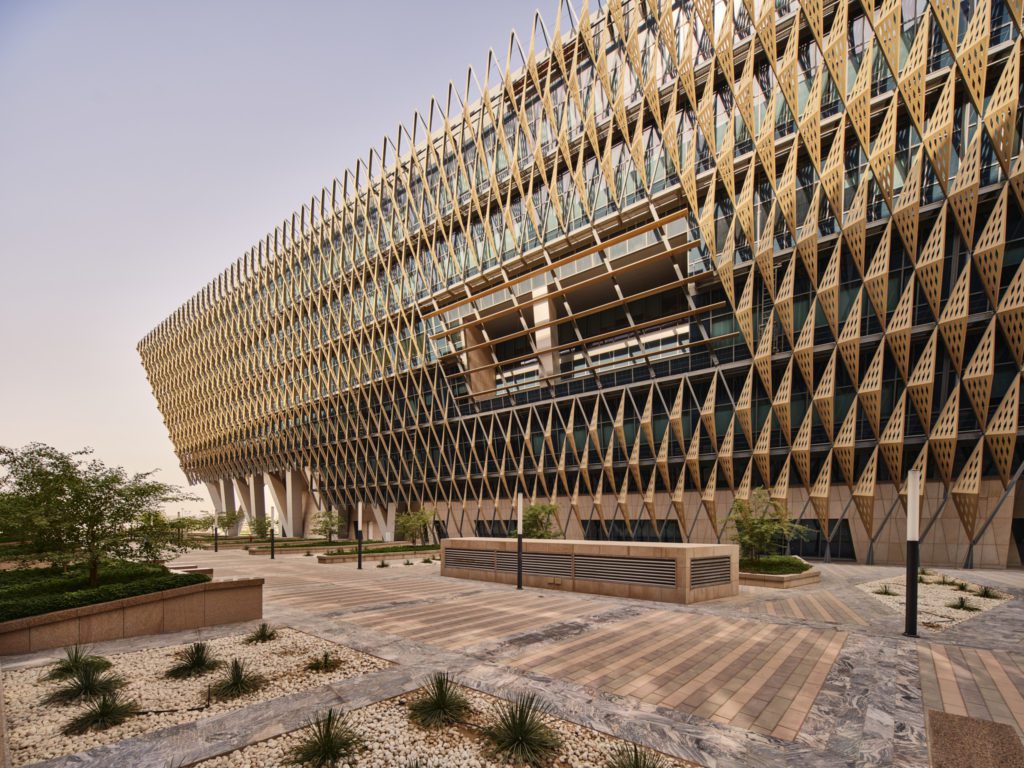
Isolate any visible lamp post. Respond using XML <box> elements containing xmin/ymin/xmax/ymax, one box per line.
<box><xmin>517</xmin><ymin>493</ymin><xmax>524</xmax><ymax>590</ymax></box>
<box><xmin>270</xmin><ymin>507</ymin><xmax>276</xmax><ymax>560</ymax></box>
<box><xmin>904</xmin><ymin>469</ymin><xmax>921</xmax><ymax>637</ymax></box>
<box><xmin>214</xmin><ymin>511</ymin><xmax>219</xmax><ymax>553</ymax></box>
<box><xmin>357</xmin><ymin>501</ymin><xmax>363</xmax><ymax>570</ymax></box>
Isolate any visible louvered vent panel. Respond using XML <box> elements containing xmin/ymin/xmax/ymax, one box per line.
<box><xmin>573</xmin><ymin>555</ymin><xmax>676</xmax><ymax>586</ymax></box>
<box><xmin>445</xmin><ymin>548</ymin><xmax>496</xmax><ymax>570</ymax></box>
<box><xmin>689</xmin><ymin>556</ymin><xmax>732</xmax><ymax>588</ymax></box>
<box><xmin>495</xmin><ymin>551</ymin><xmax>572</xmax><ymax>576</ymax></box>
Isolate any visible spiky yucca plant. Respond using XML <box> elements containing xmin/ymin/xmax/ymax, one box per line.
<box><xmin>947</xmin><ymin>596</ymin><xmax>980</xmax><ymax>612</ymax></box>
<box><xmin>165</xmin><ymin>642</ymin><xmax>222</xmax><ymax>679</ymax></box>
<box><xmin>287</xmin><ymin>708</ymin><xmax>361</xmax><ymax>767</ymax></box>
<box><xmin>605</xmin><ymin>744</ymin><xmax>667</xmax><ymax>768</ymax></box>
<box><xmin>43</xmin><ymin>645</ymin><xmax>112</xmax><ymax>682</ymax></box>
<box><xmin>61</xmin><ymin>692</ymin><xmax>140</xmax><ymax>735</ymax></box>
<box><xmin>305</xmin><ymin>652</ymin><xmax>341</xmax><ymax>673</ymax></box>
<box><xmin>408</xmin><ymin>672</ymin><xmax>472</xmax><ymax>728</ymax></box>
<box><xmin>42</xmin><ymin>666</ymin><xmax>125</xmax><ymax>705</ymax></box>
<box><xmin>244</xmin><ymin>622</ymin><xmax>278</xmax><ymax>644</ymax></box>
<box><xmin>483</xmin><ymin>693</ymin><xmax>562</xmax><ymax>767</ymax></box>
<box><xmin>210</xmin><ymin>658</ymin><xmax>266</xmax><ymax>699</ymax></box>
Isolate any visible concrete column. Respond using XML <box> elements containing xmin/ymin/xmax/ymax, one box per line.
<box><xmin>264</xmin><ymin>473</ymin><xmax>289</xmax><ymax>535</ymax></box>
<box><xmin>285</xmin><ymin>470</ymin><xmax>307</xmax><ymax>538</ymax></box>
<box><xmin>532</xmin><ymin>286</ymin><xmax>558</xmax><ymax>382</ymax></box>
<box><xmin>462</xmin><ymin>324</ymin><xmax>496</xmax><ymax>400</ymax></box>
<box><xmin>232</xmin><ymin>475</ymin><xmax>266</xmax><ymax>531</ymax></box>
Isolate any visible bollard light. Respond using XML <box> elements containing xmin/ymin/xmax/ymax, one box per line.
<box><xmin>516</xmin><ymin>493</ymin><xmax>524</xmax><ymax>590</ymax></box>
<box><xmin>904</xmin><ymin>469</ymin><xmax>921</xmax><ymax>637</ymax></box>
<box><xmin>357</xmin><ymin>501</ymin><xmax>363</xmax><ymax>570</ymax></box>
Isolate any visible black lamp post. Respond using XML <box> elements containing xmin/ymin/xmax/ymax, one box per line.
<box><xmin>904</xmin><ymin>469</ymin><xmax>921</xmax><ymax>638</ymax></box>
<box><xmin>357</xmin><ymin>501</ymin><xmax>363</xmax><ymax>570</ymax></box>
<box><xmin>270</xmin><ymin>507</ymin><xmax>276</xmax><ymax>560</ymax></box>
<box><xmin>516</xmin><ymin>493</ymin><xmax>523</xmax><ymax>590</ymax></box>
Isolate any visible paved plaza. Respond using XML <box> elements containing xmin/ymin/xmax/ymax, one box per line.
<box><xmin>4</xmin><ymin>552</ymin><xmax>1023</xmax><ymax>767</ymax></box>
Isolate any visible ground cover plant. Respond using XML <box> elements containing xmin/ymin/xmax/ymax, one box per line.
<box><xmin>211</xmin><ymin>659</ymin><xmax>266</xmax><ymax>700</ymax></box>
<box><xmin>165</xmin><ymin>642</ymin><xmax>222</xmax><ymax>679</ymax></box>
<box><xmin>408</xmin><ymin>672</ymin><xmax>472</xmax><ymax>728</ymax></box>
<box><xmin>245</xmin><ymin>622</ymin><xmax>278</xmax><ymax>644</ymax></box>
<box><xmin>288</xmin><ymin>708</ymin><xmax>361</xmax><ymax>767</ymax></box>
<box><xmin>738</xmin><ymin>554</ymin><xmax>810</xmax><ymax>575</ymax></box>
<box><xmin>483</xmin><ymin>692</ymin><xmax>562</xmax><ymax>767</ymax></box>
<box><xmin>42</xmin><ymin>645</ymin><xmax>112</xmax><ymax>681</ymax></box>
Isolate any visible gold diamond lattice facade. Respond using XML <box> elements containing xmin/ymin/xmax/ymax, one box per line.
<box><xmin>139</xmin><ymin>0</ymin><xmax>1024</xmax><ymax>567</ymax></box>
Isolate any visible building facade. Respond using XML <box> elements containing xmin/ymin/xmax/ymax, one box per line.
<box><xmin>139</xmin><ymin>0</ymin><xmax>1024</xmax><ymax>567</ymax></box>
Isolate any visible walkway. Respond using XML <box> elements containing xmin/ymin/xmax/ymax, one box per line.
<box><xmin>4</xmin><ymin>551</ymin><xmax>1023</xmax><ymax>767</ymax></box>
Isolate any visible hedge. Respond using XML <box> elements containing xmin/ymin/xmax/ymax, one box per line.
<box><xmin>324</xmin><ymin>543</ymin><xmax>440</xmax><ymax>557</ymax></box>
<box><xmin>738</xmin><ymin>555</ymin><xmax>811</xmax><ymax>575</ymax></box>
<box><xmin>0</xmin><ymin>564</ymin><xmax>210</xmax><ymax>623</ymax></box>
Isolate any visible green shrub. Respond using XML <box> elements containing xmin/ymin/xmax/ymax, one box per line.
<box><xmin>324</xmin><ymin>544</ymin><xmax>439</xmax><ymax>557</ymax></box>
<box><xmin>976</xmin><ymin>585</ymin><xmax>999</xmax><ymax>599</ymax></box>
<box><xmin>483</xmin><ymin>693</ymin><xmax>561</xmax><ymax>767</ymax></box>
<box><xmin>421</xmin><ymin>557</ymin><xmax>433</xmax><ymax>564</ymax></box>
<box><xmin>61</xmin><ymin>692</ymin><xmax>140</xmax><ymax>735</ymax></box>
<box><xmin>738</xmin><ymin>555</ymin><xmax>810</xmax><ymax>575</ymax></box>
<box><xmin>404</xmin><ymin>559</ymin><xmax>414</xmax><ymax>566</ymax></box>
<box><xmin>606</xmin><ymin>744</ymin><xmax>667</xmax><ymax>768</ymax></box>
<box><xmin>43</xmin><ymin>666</ymin><xmax>125</xmax><ymax>705</ymax></box>
<box><xmin>211</xmin><ymin>659</ymin><xmax>265</xmax><ymax>699</ymax></box>
<box><xmin>288</xmin><ymin>708</ymin><xmax>361</xmax><ymax>767</ymax></box>
<box><xmin>165</xmin><ymin>642</ymin><xmax>222</xmax><ymax>679</ymax></box>
<box><xmin>305</xmin><ymin>652</ymin><xmax>341</xmax><ymax>673</ymax></box>
<box><xmin>955</xmin><ymin>581</ymin><xmax>970</xmax><ymax>592</ymax></box>
<box><xmin>874</xmin><ymin>584</ymin><xmax>894</xmax><ymax>596</ymax></box>
<box><xmin>947</xmin><ymin>596</ymin><xmax>980</xmax><ymax>612</ymax></box>
<box><xmin>244</xmin><ymin>622</ymin><xmax>278</xmax><ymax>644</ymax></box>
<box><xmin>377</xmin><ymin>559</ymin><xmax>389</xmax><ymax>568</ymax></box>
<box><xmin>43</xmin><ymin>645</ymin><xmax>112</xmax><ymax>681</ymax></box>
<box><xmin>0</xmin><ymin>565</ymin><xmax>209</xmax><ymax>623</ymax></box>
<box><xmin>729</xmin><ymin>488</ymin><xmax>811</xmax><ymax>561</ymax></box>
<box><xmin>409</xmin><ymin>672</ymin><xmax>472</xmax><ymax>728</ymax></box>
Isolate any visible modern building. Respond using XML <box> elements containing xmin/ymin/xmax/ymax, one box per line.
<box><xmin>139</xmin><ymin>0</ymin><xmax>1024</xmax><ymax>567</ymax></box>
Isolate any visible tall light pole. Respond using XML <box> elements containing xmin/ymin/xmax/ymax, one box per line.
<box><xmin>517</xmin><ymin>493</ymin><xmax>524</xmax><ymax>590</ymax></box>
<box><xmin>904</xmin><ymin>469</ymin><xmax>921</xmax><ymax>637</ymax></box>
<box><xmin>357</xmin><ymin>501</ymin><xmax>363</xmax><ymax>570</ymax></box>
<box><xmin>270</xmin><ymin>506</ymin><xmax>276</xmax><ymax>560</ymax></box>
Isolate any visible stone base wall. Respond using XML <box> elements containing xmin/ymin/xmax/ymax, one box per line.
<box><xmin>436</xmin><ymin>479</ymin><xmax>1020</xmax><ymax>569</ymax></box>
<box><xmin>0</xmin><ymin>578</ymin><xmax>263</xmax><ymax>656</ymax></box>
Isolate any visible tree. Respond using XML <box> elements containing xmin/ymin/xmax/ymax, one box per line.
<box><xmin>395</xmin><ymin>508</ymin><xmax>434</xmax><ymax>545</ymax></box>
<box><xmin>208</xmin><ymin>508</ymin><xmax>242</xmax><ymax>535</ymax></box>
<box><xmin>728</xmin><ymin>487</ymin><xmax>810</xmax><ymax>561</ymax></box>
<box><xmin>310</xmin><ymin>507</ymin><xmax>343</xmax><ymax>542</ymax></box>
<box><xmin>520</xmin><ymin>503</ymin><xmax>561</xmax><ymax>539</ymax></box>
<box><xmin>0</xmin><ymin>443</ymin><xmax>197</xmax><ymax>585</ymax></box>
<box><xmin>249</xmin><ymin>516</ymin><xmax>270</xmax><ymax>539</ymax></box>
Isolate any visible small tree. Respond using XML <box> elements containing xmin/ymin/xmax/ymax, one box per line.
<box><xmin>311</xmin><ymin>507</ymin><xmax>342</xmax><ymax>542</ymax></box>
<box><xmin>0</xmin><ymin>443</ymin><xmax>196</xmax><ymax>585</ymax></box>
<box><xmin>249</xmin><ymin>516</ymin><xmax>270</xmax><ymax>539</ymax></box>
<box><xmin>395</xmin><ymin>508</ymin><xmax>434</xmax><ymax>545</ymax></box>
<box><xmin>208</xmin><ymin>508</ymin><xmax>242</xmax><ymax>535</ymax></box>
<box><xmin>728</xmin><ymin>487</ymin><xmax>809</xmax><ymax>561</ymax></box>
<box><xmin>520</xmin><ymin>503</ymin><xmax>561</xmax><ymax>539</ymax></box>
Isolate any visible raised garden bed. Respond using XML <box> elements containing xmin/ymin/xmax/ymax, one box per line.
<box><xmin>739</xmin><ymin>555</ymin><xmax>819</xmax><ymax>588</ymax></box>
<box><xmin>247</xmin><ymin>539</ymin><xmax>395</xmax><ymax>556</ymax></box>
<box><xmin>318</xmin><ymin>545</ymin><xmax>441</xmax><ymax>564</ymax></box>
<box><xmin>192</xmin><ymin>684</ymin><xmax>695</xmax><ymax>768</ymax></box>
<box><xmin>1</xmin><ymin>627</ymin><xmax>388</xmax><ymax>766</ymax></box>
<box><xmin>858</xmin><ymin>572</ymin><xmax>1011</xmax><ymax>629</ymax></box>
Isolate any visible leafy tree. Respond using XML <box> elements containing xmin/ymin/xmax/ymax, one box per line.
<box><xmin>519</xmin><ymin>503</ymin><xmax>561</xmax><ymax>539</ymax></box>
<box><xmin>0</xmin><ymin>443</ymin><xmax>196</xmax><ymax>585</ymax></box>
<box><xmin>310</xmin><ymin>507</ymin><xmax>343</xmax><ymax>542</ymax></box>
<box><xmin>728</xmin><ymin>487</ymin><xmax>810</xmax><ymax>561</ymax></box>
<box><xmin>395</xmin><ymin>508</ymin><xmax>434</xmax><ymax>545</ymax></box>
<box><xmin>208</xmin><ymin>508</ymin><xmax>242</xmax><ymax>535</ymax></box>
<box><xmin>249</xmin><ymin>516</ymin><xmax>270</xmax><ymax>539</ymax></box>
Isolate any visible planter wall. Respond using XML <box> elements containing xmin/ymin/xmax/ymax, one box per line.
<box><xmin>739</xmin><ymin>569</ymin><xmax>821</xmax><ymax>589</ymax></box>
<box><xmin>248</xmin><ymin>540</ymin><xmax>410</xmax><ymax>556</ymax></box>
<box><xmin>0</xmin><ymin>577</ymin><xmax>263</xmax><ymax>656</ymax></box>
<box><xmin>317</xmin><ymin>548</ymin><xmax>439</xmax><ymax>564</ymax></box>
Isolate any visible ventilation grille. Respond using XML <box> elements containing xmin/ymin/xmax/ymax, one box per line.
<box><xmin>445</xmin><ymin>548</ymin><xmax>495</xmax><ymax>570</ymax></box>
<box><xmin>689</xmin><ymin>556</ymin><xmax>732</xmax><ymax>588</ymax></box>
<box><xmin>573</xmin><ymin>555</ymin><xmax>676</xmax><ymax>586</ymax></box>
<box><xmin>495</xmin><ymin>552</ymin><xmax>572</xmax><ymax>577</ymax></box>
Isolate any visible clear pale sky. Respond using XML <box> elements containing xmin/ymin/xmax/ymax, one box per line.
<box><xmin>0</xmin><ymin>0</ymin><xmax>553</xmax><ymax>513</ymax></box>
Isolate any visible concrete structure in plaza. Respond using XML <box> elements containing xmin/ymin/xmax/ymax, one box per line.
<box><xmin>139</xmin><ymin>0</ymin><xmax>1024</xmax><ymax>567</ymax></box>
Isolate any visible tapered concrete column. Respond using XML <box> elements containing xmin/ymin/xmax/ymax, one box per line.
<box><xmin>285</xmin><ymin>470</ymin><xmax>307</xmax><ymax>538</ymax></box>
<box><xmin>232</xmin><ymin>475</ymin><xmax>266</xmax><ymax>530</ymax></box>
<box><xmin>369</xmin><ymin>504</ymin><xmax>396</xmax><ymax>542</ymax></box>
<box><xmin>207</xmin><ymin>479</ymin><xmax>241</xmax><ymax>534</ymax></box>
<box><xmin>264</xmin><ymin>473</ymin><xmax>289</xmax><ymax>535</ymax></box>
<box><xmin>532</xmin><ymin>286</ymin><xmax>558</xmax><ymax>381</ymax></box>
<box><xmin>462</xmin><ymin>324</ymin><xmax>496</xmax><ymax>401</ymax></box>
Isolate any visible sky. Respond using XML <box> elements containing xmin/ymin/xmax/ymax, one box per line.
<box><xmin>0</xmin><ymin>0</ymin><xmax>557</xmax><ymax>513</ymax></box>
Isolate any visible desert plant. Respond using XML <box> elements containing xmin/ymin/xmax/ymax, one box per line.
<box><xmin>917</xmin><ymin>574</ymin><xmax>926</xmax><ymax>583</ymax></box>
<box><xmin>939</xmin><ymin>574</ymin><xmax>952</xmax><ymax>585</ymax></box>
<box><xmin>874</xmin><ymin>584</ymin><xmax>894</xmax><ymax>596</ymax></box>
<box><xmin>211</xmin><ymin>658</ymin><xmax>265</xmax><ymax>699</ymax></box>
<box><xmin>918</xmin><ymin>567</ymin><xmax>930</xmax><ymax>576</ymax></box>
<box><xmin>377</xmin><ymin>559</ymin><xmax>389</xmax><ymax>568</ymax></box>
<box><xmin>43</xmin><ymin>645</ymin><xmax>112</xmax><ymax>681</ymax></box>
<box><xmin>606</xmin><ymin>744</ymin><xmax>667</xmax><ymax>768</ymax></box>
<box><xmin>305</xmin><ymin>652</ymin><xmax>341</xmax><ymax>673</ymax></box>
<box><xmin>43</xmin><ymin>665</ymin><xmax>125</xmax><ymax>705</ymax></box>
<box><xmin>421</xmin><ymin>557</ymin><xmax>433</xmax><ymax>564</ymax></box>
<box><xmin>409</xmin><ymin>672</ymin><xmax>472</xmax><ymax>728</ymax></box>
<box><xmin>61</xmin><ymin>691</ymin><xmax>140</xmax><ymax>735</ymax></box>
<box><xmin>245</xmin><ymin>622</ymin><xmax>278</xmax><ymax>644</ymax></box>
<box><xmin>955</xmin><ymin>581</ymin><xmax>970</xmax><ymax>592</ymax></box>
<box><xmin>728</xmin><ymin>488</ymin><xmax>810</xmax><ymax>561</ymax></box>
<box><xmin>287</xmin><ymin>708</ymin><xmax>361</xmax><ymax>767</ymax></box>
<box><xmin>483</xmin><ymin>693</ymin><xmax>561</xmax><ymax>767</ymax></box>
<box><xmin>165</xmin><ymin>642</ymin><xmax>222</xmax><ymax>679</ymax></box>
<box><xmin>404</xmin><ymin>559</ymin><xmax>414</xmax><ymax>566</ymax></box>
<box><xmin>976</xmin><ymin>585</ymin><xmax>998</xmax><ymax>599</ymax></box>
<box><xmin>947</xmin><ymin>596</ymin><xmax>980</xmax><ymax>612</ymax></box>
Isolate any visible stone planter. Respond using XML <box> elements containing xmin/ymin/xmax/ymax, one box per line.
<box><xmin>0</xmin><ymin>577</ymin><xmax>263</xmax><ymax>656</ymax></box>
<box><xmin>317</xmin><ymin>548</ymin><xmax>439</xmax><ymax>564</ymax></box>
<box><xmin>739</xmin><ymin>568</ymin><xmax>821</xmax><ymax>589</ymax></box>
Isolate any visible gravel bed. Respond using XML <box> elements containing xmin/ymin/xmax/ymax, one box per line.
<box><xmin>2</xmin><ymin>628</ymin><xmax>388</xmax><ymax>766</ymax></box>
<box><xmin>857</xmin><ymin>573</ymin><xmax>1011</xmax><ymax>629</ymax></box>
<box><xmin>193</xmin><ymin>686</ymin><xmax>695</xmax><ymax>768</ymax></box>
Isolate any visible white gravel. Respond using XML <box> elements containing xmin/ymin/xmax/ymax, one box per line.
<box><xmin>857</xmin><ymin>573</ymin><xmax>1011</xmax><ymax>629</ymax></box>
<box><xmin>2</xmin><ymin>628</ymin><xmax>388</xmax><ymax>767</ymax></box>
<box><xmin>193</xmin><ymin>686</ymin><xmax>694</xmax><ymax>768</ymax></box>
